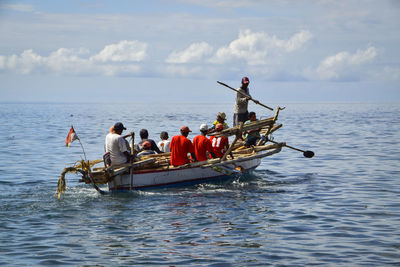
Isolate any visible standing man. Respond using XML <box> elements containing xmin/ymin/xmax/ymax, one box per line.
<box><xmin>105</xmin><ymin>122</ymin><xmax>131</xmax><ymax>166</ymax></box>
<box><xmin>233</xmin><ymin>76</ymin><xmax>251</xmax><ymax>127</ymax></box>
<box><xmin>170</xmin><ymin>126</ymin><xmax>197</xmax><ymax>166</ymax></box>
<box><xmin>193</xmin><ymin>124</ymin><xmax>216</xmax><ymax>162</ymax></box>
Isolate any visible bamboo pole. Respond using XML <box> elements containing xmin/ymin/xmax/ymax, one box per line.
<box><xmin>222</xmin><ymin>122</ymin><xmax>244</xmax><ymax>161</ymax></box>
<box><xmin>202</xmin><ymin>146</ymin><xmax>283</xmax><ymax>168</ymax></box>
<box><xmin>208</xmin><ymin>117</ymin><xmax>274</xmax><ymax>137</ymax></box>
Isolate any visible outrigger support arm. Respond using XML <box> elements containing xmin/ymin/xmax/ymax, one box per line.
<box><xmin>257</xmin><ymin>106</ymin><xmax>284</xmax><ymax>146</ymax></box>
<box><xmin>221</xmin><ymin>122</ymin><xmax>244</xmax><ymax>161</ymax></box>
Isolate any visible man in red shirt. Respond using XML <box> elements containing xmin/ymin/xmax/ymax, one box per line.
<box><xmin>170</xmin><ymin>126</ymin><xmax>197</xmax><ymax>166</ymax></box>
<box><xmin>209</xmin><ymin>123</ymin><xmax>229</xmax><ymax>158</ymax></box>
<box><xmin>193</xmin><ymin>124</ymin><xmax>216</xmax><ymax>162</ymax></box>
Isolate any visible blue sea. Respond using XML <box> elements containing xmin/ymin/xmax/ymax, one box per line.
<box><xmin>0</xmin><ymin>102</ymin><xmax>399</xmax><ymax>266</ymax></box>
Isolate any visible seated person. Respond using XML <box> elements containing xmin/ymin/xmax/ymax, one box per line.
<box><xmin>209</xmin><ymin>123</ymin><xmax>229</xmax><ymax>158</ymax></box>
<box><xmin>157</xmin><ymin>131</ymin><xmax>171</xmax><ymax>152</ymax></box>
<box><xmin>137</xmin><ymin>141</ymin><xmax>156</xmax><ymax>157</ymax></box>
<box><xmin>170</xmin><ymin>126</ymin><xmax>197</xmax><ymax>166</ymax></box>
<box><xmin>138</xmin><ymin>129</ymin><xmax>162</xmax><ymax>154</ymax></box>
<box><xmin>211</xmin><ymin>112</ymin><xmax>229</xmax><ymax>130</ymax></box>
<box><xmin>244</xmin><ymin>112</ymin><xmax>262</xmax><ymax>147</ymax></box>
<box><xmin>193</xmin><ymin>124</ymin><xmax>216</xmax><ymax>161</ymax></box>
<box><xmin>104</xmin><ymin>122</ymin><xmax>130</xmax><ymax>166</ymax></box>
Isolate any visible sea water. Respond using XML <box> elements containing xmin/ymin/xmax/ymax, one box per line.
<box><xmin>0</xmin><ymin>102</ymin><xmax>399</xmax><ymax>266</ymax></box>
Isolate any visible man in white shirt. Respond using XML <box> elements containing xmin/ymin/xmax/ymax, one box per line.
<box><xmin>157</xmin><ymin>131</ymin><xmax>171</xmax><ymax>152</ymax></box>
<box><xmin>105</xmin><ymin>122</ymin><xmax>130</xmax><ymax>166</ymax></box>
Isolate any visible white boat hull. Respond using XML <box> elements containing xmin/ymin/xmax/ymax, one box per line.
<box><xmin>108</xmin><ymin>157</ymin><xmax>261</xmax><ymax>191</ymax></box>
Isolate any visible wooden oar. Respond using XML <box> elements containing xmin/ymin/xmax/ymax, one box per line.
<box><xmin>85</xmin><ymin>162</ymin><xmax>106</xmax><ymax>195</ymax></box>
<box><xmin>88</xmin><ymin>174</ymin><xmax>106</xmax><ymax>195</ymax></box>
<box><xmin>268</xmin><ymin>140</ymin><xmax>314</xmax><ymax>158</ymax></box>
<box><xmin>77</xmin><ymin>159</ymin><xmax>107</xmax><ymax>195</ymax></box>
<box><xmin>217</xmin><ymin>81</ymin><xmax>273</xmax><ymax>111</ymax></box>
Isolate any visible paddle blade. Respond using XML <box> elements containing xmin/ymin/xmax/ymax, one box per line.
<box><xmin>303</xmin><ymin>151</ymin><xmax>315</xmax><ymax>158</ymax></box>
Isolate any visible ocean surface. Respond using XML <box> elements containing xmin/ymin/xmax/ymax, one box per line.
<box><xmin>0</xmin><ymin>102</ymin><xmax>399</xmax><ymax>266</ymax></box>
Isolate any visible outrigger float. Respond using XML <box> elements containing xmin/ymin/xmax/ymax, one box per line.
<box><xmin>57</xmin><ymin>105</ymin><xmax>314</xmax><ymax>198</ymax></box>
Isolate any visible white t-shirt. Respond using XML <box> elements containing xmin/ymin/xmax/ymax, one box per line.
<box><xmin>105</xmin><ymin>133</ymin><xmax>128</xmax><ymax>166</ymax></box>
<box><xmin>157</xmin><ymin>140</ymin><xmax>171</xmax><ymax>152</ymax></box>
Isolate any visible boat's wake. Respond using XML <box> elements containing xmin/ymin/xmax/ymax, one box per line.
<box><xmin>253</xmin><ymin>169</ymin><xmax>316</xmax><ymax>186</ymax></box>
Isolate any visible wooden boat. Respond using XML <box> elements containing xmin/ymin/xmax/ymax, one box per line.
<box><xmin>57</xmin><ymin>107</ymin><xmax>292</xmax><ymax>197</ymax></box>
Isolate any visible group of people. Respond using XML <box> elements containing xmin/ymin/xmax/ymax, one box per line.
<box><xmin>105</xmin><ymin>76</ymin><xmax>262</xmax><ymax>167</ymax></box>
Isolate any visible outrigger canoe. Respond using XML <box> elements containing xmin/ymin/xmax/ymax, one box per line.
<box><xmin>57</xmin><ymin>107</ymin><xmax>304</xmax><ymax>197</ymax></box>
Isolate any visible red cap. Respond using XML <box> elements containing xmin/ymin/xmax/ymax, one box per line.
<box><xmin>215</xmin><ymin>123</ymin><xmax>224</xmax><ymax>131</ymax></box>
<box><xmin>242</xmin><ymin>77</ymin><xmax>250</xmax><ymax>84</ymax></box>
<box><xmin>180</xmin><ymin>126</ymin><xmax>192</xmax><ymax>133</ymax></box>
<box><xmin>142</xmin><ymin>140</ymin><xmax>151</xmax><ymax>149</ymax></box>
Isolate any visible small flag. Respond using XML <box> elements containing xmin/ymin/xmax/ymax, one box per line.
<box><xmin>66</xmin><ymin>126</ymin><xmax>79</xmax><ymax>147</ymax></box>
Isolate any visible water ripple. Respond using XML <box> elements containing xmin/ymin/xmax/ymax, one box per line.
<box><xmin>0</xmin><ymin>103</ymin><xmax>400</xmax><ymax>265</ymax></box>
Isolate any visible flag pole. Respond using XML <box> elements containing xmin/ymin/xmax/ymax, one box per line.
<box><xmin>66</xmin><ymin>126</ymin><xmax>105</xmax><ymax>195</ymax></box>
<box><xmin>67</xmin><ymin>125</ymin><xmax>87</xmax><ymax>161</ymax></box>
<box><xmin>77</xmin><ymin>137</ymin><xmax>87</xmax><ymax>161</ymax></box>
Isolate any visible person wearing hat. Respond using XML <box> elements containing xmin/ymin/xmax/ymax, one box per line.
<box><xmin>212</xmin><ymin>112</ymin><xmax>229</xmax><ymax>130</ymax></box>
<box><xmin>193</xmin><ymin>124</ymin><xmax>216</xmax><ymax>162</ymax></box>
<box><xmin>209</xmin><ymin>123</ymin><xmax>229</xmax><ymax>158</ymax></box>
<box><xmin>170</xmin><ymin>126</ymin><xmax>197</xmax><ymax>166</ymax></box>
<box><xmin>137</xmin><ymin>141</ymin><xmax>156</xmax><ymax>157</ymax></box>
<box><xmin>105</xmin><ymin>122</ymin><xmax>131</xmax><ymax>166</ymax></box>
<box><xmin>233</xmin><ymin>76</ymin><xmax>251</xmax><ymax>127</ymax></box>
<box><xmin>138</xmin><ymin>128</ymin><xmax>162</xmax><ymax>154</ymax></box>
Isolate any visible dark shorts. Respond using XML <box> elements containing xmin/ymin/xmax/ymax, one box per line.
<box><xmin>245</xmin><ymin>136</ymin><xmax>259</xmax><ymax>147</ymax></box>
<box><xmin>233</xmin><ymin>112</ymin><xmax>248</xmax><ymax>127</ymax></box>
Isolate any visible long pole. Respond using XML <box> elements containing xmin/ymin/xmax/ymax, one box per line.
<box><xmin>217</xmin><ymin>81</ymin><xmax>274</xmax><ymax>111</ymax></box>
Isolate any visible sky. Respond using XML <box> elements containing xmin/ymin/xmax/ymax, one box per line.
<box><xmin>0</xmin><ymin>0</ymin><xmax>399</xmax><ymax>103</ymax></box>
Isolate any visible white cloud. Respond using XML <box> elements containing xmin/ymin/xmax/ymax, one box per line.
<box><xmin>4</xmin><ymin>50</ymin><xmax>44</xmax><ymax>74</ymax></box>
<box><xmin>0</xmin><ymin>41</ymin><xmax>147</xmax><ymax>76</ymax></box>
<box><xmin>0</xmin><ymin>55</ymin><xmax>6</xmax><ymax>69</ymax></box>
<box><xmin>1</xmin><ymin>4</ymin><xmax>35</xmax><ymax>12</ymax></box>
<box><xmin>348</xmin><ymin>46</ymin><xmax>377</xmax><ymax>65</ymax></box>
<box><xmin>166</xmin><ymin>42</ymin><xmax>213</xmax><ymax>64</ymax></box>
<box><xmin>316</xmin><ymin>46</ymin><xmax>377</xmax><ymax>80</ymax></box>
<box><xmin>211</xmin><ymin>29</ymin><xmax>312</xmax><ymax>65</ymax></box>
<box><xmin>284</xmin><ymin>30</ymin><xmax>313</xmax><ymax>52</ymax></box>
<box><xmin>370</xmin><ymin>66</ymin><xmax>400</xmax><ymax>81</ymax></box>
<box><xmin>46</xmin><ymin>48</ymin><xmax>92</xmax><ymax>74</ymax></box>
<box><xmin>91</xmin><ymin>40</ymin><xmax>147</xmax><ymax>62</ymax></box>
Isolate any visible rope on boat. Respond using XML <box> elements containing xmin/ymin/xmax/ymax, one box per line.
<box><xmin>56</xmin><ymin>159</ymin><xmax>101</xmax><ymax>199</ymax></box>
